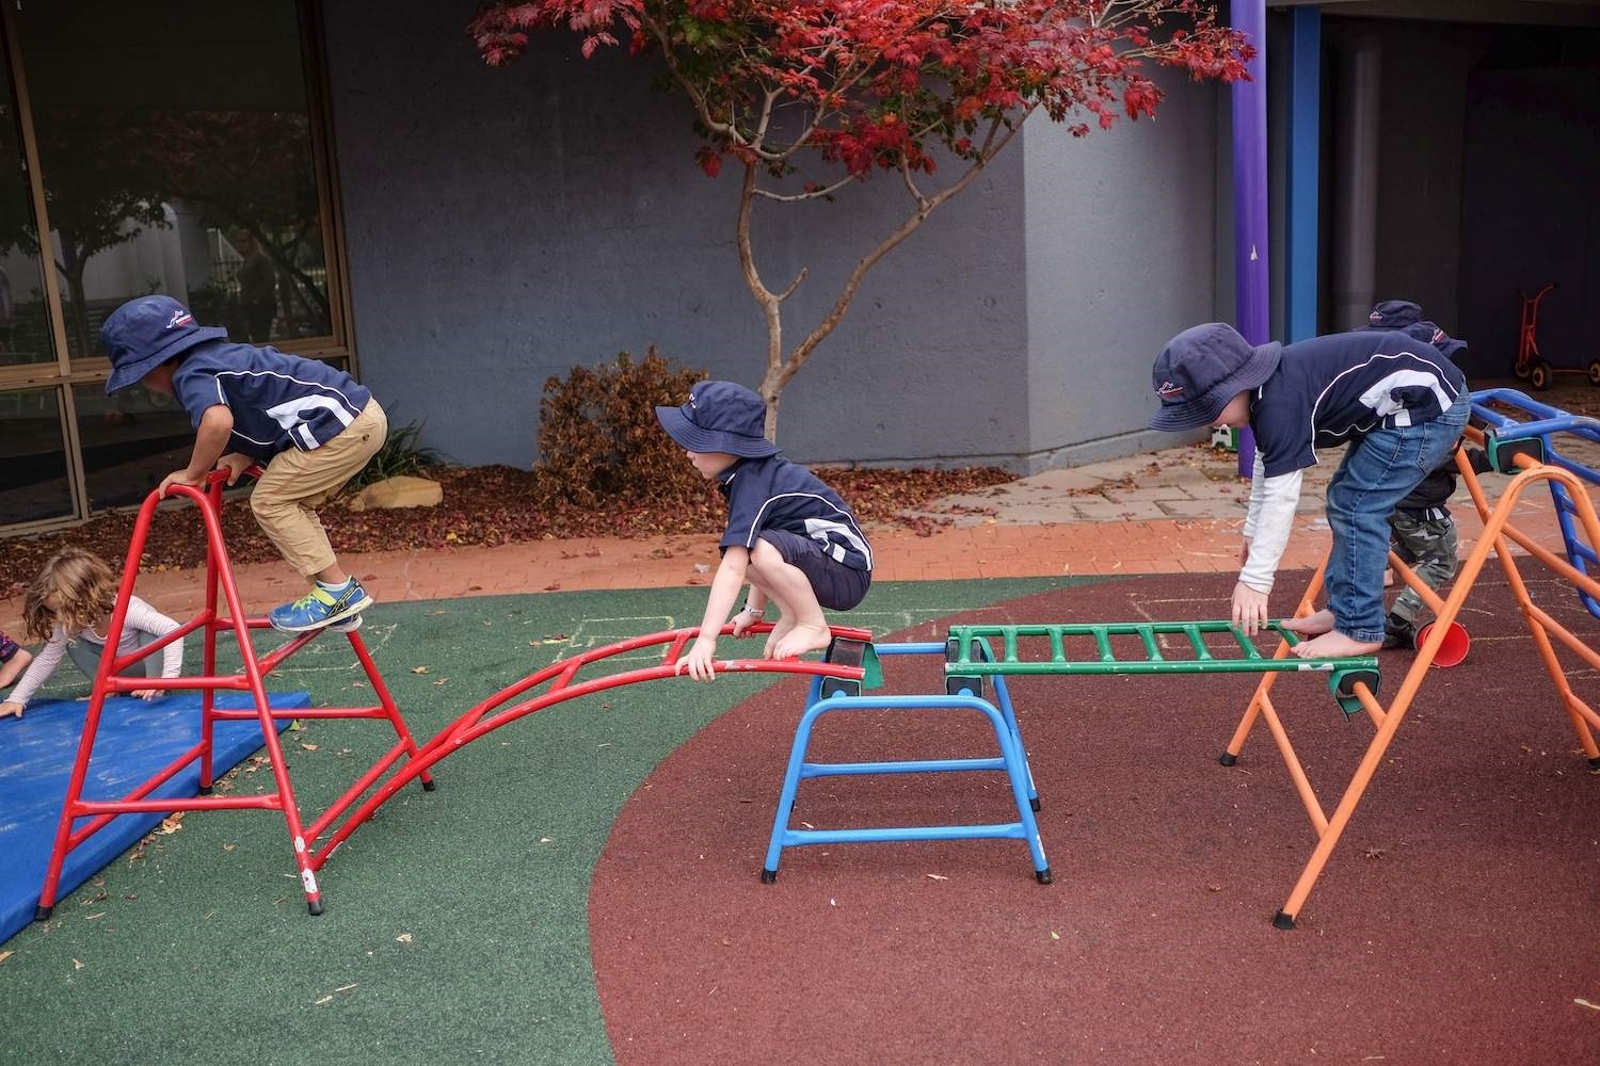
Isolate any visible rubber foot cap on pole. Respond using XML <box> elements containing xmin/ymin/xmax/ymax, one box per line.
<box><xmin>760</xmin><ymin>869</ymin><xmax>777</xmax><ymax>884</ymax></box>
<box><xmin>1036</xmin><ymin>868</ymin><xmax>1053</xmax><ymax>885</ymax></box>
<box><xmin>307</xmin><ymin>899</ymin><xmax>325</xmax><ymax>916</ymax></box>
<box><xmin>1219</xmin><ymin>752</ymin><xmax>1238</xmax><ymax>767</ymax></box>
<box><xmin>1029</xmin><ymin>797</ymin><xmax>1041</xmax><ymax>812</ymax></box>
<box><xmin>1272</xmin><ymin>910</ymin><xmax>1297</xmax><ymax>930</ymax></box>
<box><xmin>34</xmin><ymin>904</ymin><xmax>53</xmax><ymax>922</ymax></box>
<box><xmin>422</xmin><ymin>780</ymin><xmax>438</xmax><ymax>792</ymax></box>
<box><xmin>1415</xmin><ymin>620</ymin><xmax>1470</xmax><ymax>667</ymax></box>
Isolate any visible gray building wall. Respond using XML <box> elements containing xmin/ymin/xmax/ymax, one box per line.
<box><xmin>320</xmin><ymin>1</ymin><xmax>1226</xmax><ymax>472</ymax></box>
<box><xmin>1021</xmin><ymin>69</ymin><xmax>1228</xmax><ymax>470</ymax></box>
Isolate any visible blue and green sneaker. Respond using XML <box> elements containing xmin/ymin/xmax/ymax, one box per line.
<box><xmin>269</xmin><ymin>579</ymin><xmax>373</xmax><ymax>633</ymax></box>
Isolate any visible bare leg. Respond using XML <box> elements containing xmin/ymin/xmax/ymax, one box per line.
<box><xmin>315</xmin><ymin>564</ymin><xmax>350</xmax><ymax>585</ymax></box>
<box><xmin>0</xmin><ymin>648</ymin><xmax>32</xmax><ymax>689</ymax></box>
<box><xmin>1280</xmin><ymin>609</ymin><xmax>1335</xmax><ymax>637</ymax></box>
<box><xmin>1291</xmin><ymin>631</ymin><xmax>1382</xmax><ymax>659</ymax></box>
<box><xmin>748</xmin><ymin>541</ymin><xmax>833</xmax><ymax>661</ymax></box>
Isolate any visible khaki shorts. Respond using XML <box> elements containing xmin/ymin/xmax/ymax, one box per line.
<box><xmin>249</xmin><ymin>399</ymin><xmax>388</xmax><ymax>578</ymax></box>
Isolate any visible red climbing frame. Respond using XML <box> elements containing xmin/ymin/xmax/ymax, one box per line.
<box><xmin>33</xmin><ymin>470</ymin><xmax>872</xmax><ymax>921</ymax></box>
<box><xmin>33</xmin><ymin>471</ymin><xmax>433</xmax><ymax>919</ymax></box>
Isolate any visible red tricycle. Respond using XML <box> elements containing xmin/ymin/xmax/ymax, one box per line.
<box><xmin>1513</xmin><ymin>282</ymin><xmax>1600</xmax><ymax>389</ymax></box>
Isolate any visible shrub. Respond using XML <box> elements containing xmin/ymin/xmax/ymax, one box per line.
<box><xmin>345</xmin><ymin>419</ymin><xmax>451</xmax><ymax>492</ymax></box>
<box><xmin>535</xmin><ymin>347</ymin><xmax>708</xmax><ymax>510</ymax></box>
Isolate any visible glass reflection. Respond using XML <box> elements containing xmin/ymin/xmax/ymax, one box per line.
<box><xmin>0</xmin><ymin>31</ymin><xmax>53</xmax><ymax>368</ymax></box>
<box><xmin>73</xmin><ymin>382</ymin><xmax>196</xmax><ymax>511</ymax></box>
<box><xmin>17</xmin><ymin>2</ymin><xmax>329</xmax><ymax>361</ymax></box>
<box><xmin>0</xmin><ymin>387</ymin><xmax>72</xmax><ymax>523</ymax></box>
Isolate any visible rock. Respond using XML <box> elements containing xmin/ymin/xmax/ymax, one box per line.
<box><xmin>347</xmin><ymin>475</ymin><xmax>443</xmax><ymax>511</ymax></box>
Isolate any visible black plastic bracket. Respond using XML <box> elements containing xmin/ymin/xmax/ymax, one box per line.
<box><xmin>944</xmin><ymin>636</ymin><xmax>985</xmax><ymax>698</ymax></box>
<box><xmin>1483</xmin><ymin>431</ymin><xmax>1545</xmax><ymax>474</ymax></box>
<box><xmin>821</xmin><ymin>637</ymin><xmax>865</xmax><ymax>698</ymax></box>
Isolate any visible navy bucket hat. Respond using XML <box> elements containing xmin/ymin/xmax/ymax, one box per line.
<box><xmin>102</xmin><ymin>295</ymin><xmax>227</xmax><ymax>394</ymax></box>
<box><xmin>655</xmin><ymin>380</ymin><xmax>780</xmax><ymax>459</ymax></box>
<box><xmin>1363</xmin><ymin>299</ymin><xmax>1423</xmax><ymax>331</ymax></box>
<box><xmin>1149</xmin><ymin>323</ymin><xmax>1282</xmax><ymax>432</ymax></box>
<box><xmin>1403</xmin><ymin>320</ymin><xmax>1467</xmax><ymax>361</ymax></box>
<box><xmin>1357</xmin><ymin>299</ymin><xmax>1467</xmax><ymax>361</ymax></box>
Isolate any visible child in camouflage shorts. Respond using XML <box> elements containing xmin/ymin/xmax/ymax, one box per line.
<box><xmin>1382</xmin><ymin>441</ymin><xmax>1491</xmax><ymax>648</ymax></box>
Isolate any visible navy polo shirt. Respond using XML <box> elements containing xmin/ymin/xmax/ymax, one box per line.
<box><xmin>170</xmin><ymin>340</ymin><xmax>373</xmax><ymax>463</ymax></box>
<box><xmin>716</xmin><ymin>456</ymin><xmax>872</xmax><ymax>571</ymax></box>
<box><xmin>1251</xmin><ymin>330</ymin><xmax>1466</xmax><ymax>478</ymax></box>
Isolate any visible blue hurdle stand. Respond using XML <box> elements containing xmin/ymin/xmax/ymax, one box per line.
<box><xmin>760</xmin><ymin>640</ymin><xmax>1051</xmax><ymax>885</ymax></box>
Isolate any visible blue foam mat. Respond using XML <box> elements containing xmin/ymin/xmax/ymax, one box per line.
<box><xmin>0</xmin><ymin>690</ymin><xmax>310</xmax><ymax>945</ymax></box>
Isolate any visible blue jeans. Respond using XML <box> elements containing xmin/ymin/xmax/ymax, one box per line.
<box><xmin>1322</xmin><ymin>391</ymin><xmax>1471</xmax><ymax>644</ymax></box>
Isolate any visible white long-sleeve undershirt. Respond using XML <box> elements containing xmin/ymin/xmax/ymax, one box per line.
<box><xmin>2</xmin><ymin>596</ymin><xmax>184</xmax><ymax>708</ymax></box>
<box><xmin>1239</xmin><ymin>450</ymin><xmax>1304</xmax><ymax>594</ymax></box>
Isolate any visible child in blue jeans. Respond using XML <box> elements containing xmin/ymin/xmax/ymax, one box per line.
<box><xmin>655</xmin><ymin>381</ymin><xmax>872</xmax><ymax>681</ymax></box>
<box><xmin>1149</xmin><ymin>322</ymin><xmax>1470</xmax><ymax>659</ymax></box>
<box><xmin>1357</xmin><ymin>300</ymin><xmax>1485</xmax><ymax>649</ymax></box>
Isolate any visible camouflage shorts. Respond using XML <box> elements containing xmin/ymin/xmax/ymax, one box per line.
<box><xmin>1387</xmin><ymin>511</ymin><xmax>1459</xmax><ymax>624</ymax></box>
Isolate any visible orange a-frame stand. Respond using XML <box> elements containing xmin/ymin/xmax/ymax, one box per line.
<box><xmin>1224</xmin><ymin>425</ymin><xmax>1600</xmax><ymax>928</ymax></box>
<box><xmin>33</xmin><ymin>473</ymin><xmax>433</xmax><ymax>920</ymax></box>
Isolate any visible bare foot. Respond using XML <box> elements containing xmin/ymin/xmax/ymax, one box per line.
<box><xmin>1290</xmin><ymin>631</ymin><xmax>1382</xmax><ymax>660</ymax></box>
<box><xmin>763</xmin><ymin>618</ymin><xmax>794</xmax><ymax>659</ymax></box>
<box><xmin>771</xmin><ymin>621</ymin><xmax>833</xmax><ymax>661</ymax></box>
<box><xmin>1280</xmin><ymin>609</ymin><xmax>1335</xmax><ymax>637</ymax></box>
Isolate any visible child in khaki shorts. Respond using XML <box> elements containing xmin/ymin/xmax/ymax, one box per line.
<box><xmin>101</xmin><ymin>295</ymin><xmax>386</xmax><ymax>632</ymax></box>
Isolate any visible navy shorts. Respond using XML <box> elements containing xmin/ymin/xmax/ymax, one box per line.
<box><xmin>757</xmin><ymin>530</ymin><xmax>871</xmax><ymax>611</ymax></box>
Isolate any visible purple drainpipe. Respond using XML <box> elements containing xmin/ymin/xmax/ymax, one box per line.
<box><xmin>1231</xmin><ymin>1</ymin><xmax>1269</xmax><ymax>478</ymax></box>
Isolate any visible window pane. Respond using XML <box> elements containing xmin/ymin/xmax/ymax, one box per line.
<box><xmin>0</xmin><ymin>29</ymin><xmax>58</xmax><ymax>369</ymax></box>
<box><xmin>18</xmin><ymin>0</ymin><xmax>331</xmax><ymax>361</ymax></box>
<box><xmin>74</xmin><ymin>383</ymin><xmax>196</xmax><ymax>512</ymax></box>
<box><xmin>0</xmin><ymin>387</ymin><xmax>72</xmax><ymax>523</ymax></box>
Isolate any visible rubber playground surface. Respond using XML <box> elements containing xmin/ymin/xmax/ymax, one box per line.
<box><xmin>1</xmin><ymin>567</ymin><xmax>1597</xmax><ymax>1066</ymax></box>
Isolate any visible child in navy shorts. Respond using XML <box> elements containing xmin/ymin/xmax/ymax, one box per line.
<box><xmin>655</xmin><ymin>381</ymin><xmax>872</xmax><ymax>681</ymax></box>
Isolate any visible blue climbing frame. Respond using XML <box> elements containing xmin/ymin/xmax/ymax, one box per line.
<box><xmin>1471</xmin><ymin>387</ymin><xmax>1600</xmax><ymax>617</ymax></box>
<box><xmin>761</xmin><ymin>640</ymin><xmax>1051</xmax><ymax>885</ymax></box>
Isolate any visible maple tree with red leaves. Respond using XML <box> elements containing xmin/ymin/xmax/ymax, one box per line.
<box><xmin>469</xmin><ymin>1</ymin><xmax>1252</xmax><ymax>439</ymax></box>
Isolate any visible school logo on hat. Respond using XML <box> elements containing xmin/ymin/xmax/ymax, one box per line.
<box><xmin>101</xmin><ymin>294</ymin><xmax>228</xmax><ymax>394</ymax></box>
<box><xmin>1363</xmin><ymin>299</ymin><xmax>1423</xmax><ymax>331</ymax></box>
<box><xmin>1148</xmin><ymin>322</ymin><xmax>1283</xmax><ymax>433</ymax></box>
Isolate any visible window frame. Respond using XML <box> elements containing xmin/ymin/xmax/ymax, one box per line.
<box><xmin>0</xmin><ymin>0</ymin><xmax>355</xmax><ymax>534</ymax></box>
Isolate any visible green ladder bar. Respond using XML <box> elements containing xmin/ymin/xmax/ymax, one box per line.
<box><xmin>945</xmin><ymin>621</ymin><xmax>1379</xmax><ymax>715</ymax></box>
